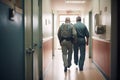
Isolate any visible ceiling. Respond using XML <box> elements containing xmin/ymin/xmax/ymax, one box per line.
<box><xmin>51</xmin><ymin>0</ymin><xmax>91</xmax><ymax>11</ymax></box>
<box><xmin>0</xmin><ymin>0</ymin><xmax>22</xmax><ymax>9</ymax></box>
<box><xmin>0</xmin><ymin>0</ymin><xmax>92</xmax><ymax>15</ymax></box>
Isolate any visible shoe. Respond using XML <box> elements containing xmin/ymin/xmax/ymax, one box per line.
<box><xmin>79</xmin><ymin>68</ymin><xmax>83</xmax><ymax>71</ymax></box>
<box><xmin>64</xmin><ymin>67</ymin><xmax>67</xmax><ymax>72</ymax></box>
<box><xmin>74</xmin><ymin>62</ymin><xmax>78</xmax><ymax>65</ymax></box>
<box><xmin>67</xmin><ymin>65</ymin><xmax>71</xmax><ymax>68</ymax></box>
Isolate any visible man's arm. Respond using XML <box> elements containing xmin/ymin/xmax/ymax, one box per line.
<box><xmin>85</xmin><ymin>26</ymin><xmax>89</xmax><ymax>45</ymax></box>
<box><xmin>86</xmin><ymin>37</ymin><xmax>89</xmax><ymax>45</ymax></box>
<box><xmin>72</xmin><ymin>26</ymin><xmax>77</xmax><ymax>43</ymax></box>
<box><xmin>57</xmin><ymin>28</ymin><xmax>61</xmax><ymax>43</ymax></box>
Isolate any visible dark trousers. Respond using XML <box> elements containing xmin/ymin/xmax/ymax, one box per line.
<box><xmin>74</xmin><ymin>43</ymin><xmax>86</xmax><ymax>69</ymax></box>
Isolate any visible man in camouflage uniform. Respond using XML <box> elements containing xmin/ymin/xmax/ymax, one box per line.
<box><xmin>57</xmin><ymin>17</ymin><xmax>77</xmax><ymax>72</ymax></box>
<box><xmin>73</xmin><ymin>16</ymin><xmax>89</xmax><ymax>71</ymax></box>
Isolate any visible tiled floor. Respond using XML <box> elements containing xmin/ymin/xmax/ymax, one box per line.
<box><xmin>43</xmin><ymin>49</ymin><xmax>105</xmax><ymax>80</ymax></box>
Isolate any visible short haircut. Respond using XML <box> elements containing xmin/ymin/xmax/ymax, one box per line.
<box><xmin>76</xmin><ymin>16</ymin><xmax>81</xmax><ymax>22</ymax></box>
<box><xmin>65</xmin><ymin>17</ymin><xmax>70</xmax><ymax>23</ymax></box>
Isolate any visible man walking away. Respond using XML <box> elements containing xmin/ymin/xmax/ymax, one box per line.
<box><xmin>57</xmin><ymin>17</ymin><xmax>77</xmax><ymax>72</ymax></box>
<box><xmin>73</xmin><ymin>16</ymin><xmax>89</xmax><ymax>71</ymax></box>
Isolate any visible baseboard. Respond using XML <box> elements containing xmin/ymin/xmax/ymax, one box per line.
<box><xmin>92</xmin><ymin>61</ymin><xmax>109</xmax><ymax>80</ymax></box>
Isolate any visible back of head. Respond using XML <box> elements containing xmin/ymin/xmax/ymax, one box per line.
<box><xmin>76</xmin><ymin>16</ymin><xmax>81</xmax><ymax>22</ymax></box>
<box><xmin>65</xmin><ymin>17</ymin><xmax>71</xmax><ymax>23</ymax></box>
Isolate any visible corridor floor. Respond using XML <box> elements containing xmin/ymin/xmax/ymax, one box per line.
<box><xmin>43</xmin><ymin>49</ymin><xmax>105</xmax><ymax>80</ymax></box>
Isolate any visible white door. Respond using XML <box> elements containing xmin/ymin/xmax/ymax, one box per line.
<box><xmin>24</xmin><ymin>0</ymin><xmax>43</xmax><ymax>80</ymax></box>
<box><xmin>24</xmin><ymin>0</ymin><xmax>33</xmax><ymax>80</ymax></box>
<box><xmin>32</xmin><ymin>0</ymin><xmax>42</xmax><ymax>80</ymax></box>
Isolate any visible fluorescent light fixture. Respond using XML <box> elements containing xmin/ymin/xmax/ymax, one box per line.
<box><xmin>65</xmin><ymin>0</ymin><xmax>86</xmax><ymax>4</ymax></box>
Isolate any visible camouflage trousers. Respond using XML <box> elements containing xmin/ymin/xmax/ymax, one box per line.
<box><xmin>61</xmin><ymin>40</ymin><xmax>73</xmax><ymax>67</ymax></box>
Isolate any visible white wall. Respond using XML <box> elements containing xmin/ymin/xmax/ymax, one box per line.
<box><xmin>42</xmin><ymin>0</ymin><xmax>52</xmax><ymax>38</ymax></box>
<box><xmin>92</xmin><ymin>0</ymin><xmax>111</xmax><ymax>40</ymax></box>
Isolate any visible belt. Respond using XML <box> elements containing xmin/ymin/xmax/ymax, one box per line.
<box><xmin>63</xmin><ymin>37</ymin><xmax>72</xmax><ymax>40</ymax></box>
<box><xmin>61</xmin><ymin>37</ymin><xmax>73</xmax><ymax>41</ymax></box>
<box><xmin>77</xmin><ymin>35</ymin><xmax>84</xmax><ymax>38</ymax></box>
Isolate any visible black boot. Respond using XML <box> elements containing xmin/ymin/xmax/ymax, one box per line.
<box><xmin>64</xmin><ymin>67</ymin><xmax>67</xmax><ymax>72</ymax></box>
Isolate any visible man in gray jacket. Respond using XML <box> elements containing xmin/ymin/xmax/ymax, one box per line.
<box><xmin>57</xmin><ymin>17</ymin><xmax>77</xmax><ymax>72</ymax></box>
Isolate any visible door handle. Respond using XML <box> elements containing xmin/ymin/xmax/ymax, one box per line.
<box><xmin>26</xmin><ymin>48</ymin><xmax>35</xmax><ymax>54</ymax></box>
<box><xmin>33</xmin><ymin>43</ymin><xmax>37</xmax><ymax>47</ymax></box>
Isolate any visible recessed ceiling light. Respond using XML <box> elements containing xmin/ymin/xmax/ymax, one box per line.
<box><xmin>65</xmin><ymin>0</ymin><xmax>86</xmax><ymax>4</ymax></box>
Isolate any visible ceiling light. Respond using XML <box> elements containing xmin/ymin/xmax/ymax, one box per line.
<box><xmin>65</xmin><ymin>0</ymin><xmax>86</xmax><ymax>4</ymax></box>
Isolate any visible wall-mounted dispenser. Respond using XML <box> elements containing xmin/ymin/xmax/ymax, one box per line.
<box><xmin>94</xmin><ymin>13</ymin><xmax>106</xmax><ymax>34</ymax></box>
<box><xmin>95</xmin><ymin>25</ymin><xmax>106</xmax><ymax>34</ymax></box>
<box><xmin>8</xmin><ymin>0</ymin><xmax>16</xmax><ymax>21</ymax></box>
<box><xmin>9</xmin><ymin>8</ymin><xmax>15</xmax><ymax>21</ymax></box>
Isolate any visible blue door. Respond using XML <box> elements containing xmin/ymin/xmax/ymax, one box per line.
<box><xmin>0</xmin><ymin>2</ymin><xmax>24</xmax><ymax>80</ymax></box>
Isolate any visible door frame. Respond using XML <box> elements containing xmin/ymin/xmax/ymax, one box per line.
<box><xmin>24</xmin><ymin>0</ymin><xmax>43</xmax><ymax>80</ymax></box>
<box><xmin>24</xmin><ymin>0</ymin><xmax>33</xmax><ymax>80</ymax></box>
<box><xmin>89</xmin><ymin>10</ymin><xmax>93</xmax><ymax>58</ymax></box>
<box><xmin>52</xmin><ymin>12</ymin><xmax>55</xmax><ymax>57</ymax></box>
<box><xmin>38</xmin><ymin>0</ymin><xmax>43</xmax><ymax>79</ymax></box>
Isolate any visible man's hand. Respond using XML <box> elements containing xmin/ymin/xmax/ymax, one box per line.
<box><xmin>86</xmin><ymin>41</ymin><xmax>88</xmax><ymax>45</ymax></box>
<box><xmin>86</xmin><ymin>38</ymin><xmax>89</xmax><ymax>45</ymax></box>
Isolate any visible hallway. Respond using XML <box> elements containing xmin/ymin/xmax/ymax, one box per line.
<box><xmin>43</xmin><ymin>48</ymin><xmax>105</xmax><ymax>80</ymax></box>
<box><xmin>0</xmin><ymin>0</ymin><xmax>118</xmax><ymax>80</ymax></box>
